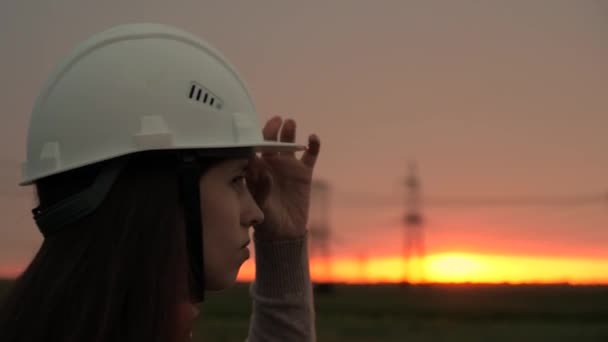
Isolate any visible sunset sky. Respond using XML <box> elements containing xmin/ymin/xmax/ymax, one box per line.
<box><xmin>0</xmin><ymin>0</ymin><xmax>606</xmax><ymax>284</ymax></box>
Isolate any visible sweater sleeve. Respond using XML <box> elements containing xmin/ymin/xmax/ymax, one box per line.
<box><xmin>245</xmin><ymin>234</ymin><xmax>316</xmax><ymax>342</ymax></box>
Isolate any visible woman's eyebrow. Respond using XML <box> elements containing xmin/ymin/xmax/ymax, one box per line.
<box><xmin>234</xmin><ymin>161</ymin><xmax>250</xmax><ymax>173</ymax></box>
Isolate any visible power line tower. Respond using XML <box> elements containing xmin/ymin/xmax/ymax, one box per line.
<box><xmin>308</xmin><ymin>179</ymin><xmax>332</xmax><ymax>285</ymax></box>
<box><xmin>403</xmin><ymin>161</ymin><xmax>426</xmax><ymax>283</ymax></box>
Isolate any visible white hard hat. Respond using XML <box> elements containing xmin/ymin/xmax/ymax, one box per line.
<box><xmin>20</xmin><ymin>23</ymin><xmax>304</xmax><ymax>186</ymax></box>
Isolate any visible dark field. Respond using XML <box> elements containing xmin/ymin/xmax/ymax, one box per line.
<box><xmin>2</xmin><ymin>280</ymin><xmax>608</xmax><ymax>341</ymax></box>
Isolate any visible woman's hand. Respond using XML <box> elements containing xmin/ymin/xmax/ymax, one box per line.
<box><xmin>247</xmin><ymin>116</ymin><xmax>321</xmax><ymax>241</ymax></box>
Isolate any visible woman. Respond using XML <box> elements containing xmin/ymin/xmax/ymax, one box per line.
<box><xmin>0</xmin><ymin>23</ymin><xmax>320</xmax><ymax>342</ymax></box>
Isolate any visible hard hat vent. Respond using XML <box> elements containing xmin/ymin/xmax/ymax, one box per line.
<box><xmin>188</xmin><ymin>82</ymin><xmax>223</xmax><ymax>110</ymax></box>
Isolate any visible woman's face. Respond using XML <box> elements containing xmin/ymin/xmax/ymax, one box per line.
<box><xmin>198</xmin><ymin>157</ymin><xmax>264</xmax><ymax>290</ymax></box>
<box><xmin>177</xmin><ymin>157</ymin><xmax>264</xmax><ymax>341</ymax></box>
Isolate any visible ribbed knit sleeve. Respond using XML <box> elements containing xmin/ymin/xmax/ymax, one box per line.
<box><xmin>245</xmin><ymin>234</ymin><xmax>316</xmax><ymax>342</ymax></box>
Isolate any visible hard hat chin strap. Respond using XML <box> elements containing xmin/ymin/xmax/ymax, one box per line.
<box><xmin>177</xmin><ymin>154</ymin><xmax>206</xmax><ymax>302</ymax></box>
<box><xmin>32</xmin><ymin>153</ymin><xmax>208</xmax><ymax>302</ymax></box>
<box><xmin>32</xmin><ymin>158</ymin><xmax>127</xmax><ymax>237</ymax></box>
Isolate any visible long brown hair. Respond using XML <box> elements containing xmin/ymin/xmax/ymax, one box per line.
<box><xmin>0</xmin><ymin>151</ymin><xmax>205</xmax><ymax>342</ymax></box>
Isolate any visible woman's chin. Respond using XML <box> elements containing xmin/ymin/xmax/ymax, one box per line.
<box><xmin>205</xmin><ymin>269</ymin><xmax>240</xmax><ymax>291</ymax></box>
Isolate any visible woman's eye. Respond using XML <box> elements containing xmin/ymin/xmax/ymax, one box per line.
<box><xmin>232</xmin><ymin>176</ymin><xmax>247</xmax><ymax>187</ymax></box>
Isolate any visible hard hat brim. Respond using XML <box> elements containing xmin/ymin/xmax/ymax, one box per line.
<box><xmin>19</xmin><ymin>141</ymin><xmax>307</xmax><ymax>186</ymax></box>
<box><xmin>251</xmin><ymin>141</ymin><xmax>307</xmax><ymax>153</ymax></box>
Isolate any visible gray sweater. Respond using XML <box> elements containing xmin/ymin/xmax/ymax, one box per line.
<box><xmin>246</xmin><ymin>235</ymin><xmax>316</xmax><ymax>342</ymax></box>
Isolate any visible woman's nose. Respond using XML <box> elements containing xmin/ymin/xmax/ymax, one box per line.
<box><xmin>243</xmin><ymin>191</ymin><xmax>264</xmax><ymax>227</ymax></box>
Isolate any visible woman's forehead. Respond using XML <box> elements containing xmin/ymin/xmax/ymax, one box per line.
<box><xmin>216</xmin><ymin>158</ymin><xmax>251</xmax><ymax>171</ymax></box>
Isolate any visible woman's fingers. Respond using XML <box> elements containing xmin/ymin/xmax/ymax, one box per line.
<box><xmin>279</xmin><ymin>119</ymin><xmax>296</xmax><ymax>157</ymax></box>
<box><xmin>263</xmin><ymin>116</ymin><xmax>318</xmax><ymax>166</ymax></box>
<box><xmin>262</xmin><ymin>116</ymin><xmax>282</xmax><ymax>158</ymax></box>
<box><xmin>300</xmin><ymin>134</ymin><xmax>320</xmax><ymax>169</ymax></box>
<box><xmin>262</xmin><ymin>116</ymin><xmax>282</xmax><ymax>141</ymax></box>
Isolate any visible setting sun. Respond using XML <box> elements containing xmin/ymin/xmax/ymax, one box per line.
<box><xmin>426</xmin><ymin>253</ymin><xmax>489</xmax><ymax>282</ymax></box>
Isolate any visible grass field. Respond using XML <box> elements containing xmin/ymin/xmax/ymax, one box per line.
<box><xmin>2</xmin><ymin>279</ymin><xmax>608</xmax><ymax>341</ymax></box>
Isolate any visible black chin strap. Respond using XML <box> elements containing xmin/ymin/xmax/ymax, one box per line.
<box><xmin>31</xmin><ymin>154</ymin><xmax>207</xmax><ymax>302</ymax></box>
<box><xmin>177</xmin><ymin>154</ymin><xmax>206</xmax><ymax>302</ymax></box>
<box><xmin>32</xmin><ymin>158</ymin><xmax>127</xmax><ymax>237</ymax></box>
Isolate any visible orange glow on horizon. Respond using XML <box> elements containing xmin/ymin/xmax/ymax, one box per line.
<box><xmin>2</xmin><ymin>253</ymin><xmax>606</xmax><ymax>285</ymax></box>
<box><xmin>237</xmin><ymin>252</ymin><xmax>608</xmax><ymax>284</ymax></box>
